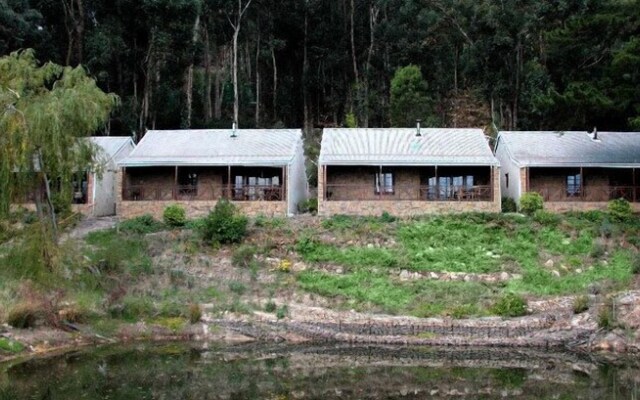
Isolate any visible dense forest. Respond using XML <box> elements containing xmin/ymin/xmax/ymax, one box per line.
<box><xmin>1</xmin><ymin>0</ymin><xmax>639</xmax><ymax>138</ymax></box>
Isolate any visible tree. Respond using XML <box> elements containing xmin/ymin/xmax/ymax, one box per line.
<box><xmin>0</xmin><ymin>50</ymin><xmax>118</xmax><ymax>268</ymax></box>
<box><xmin>389</xmin><ymin>65</ymin><xmax>434</xmax><ymax>127</ymax></box>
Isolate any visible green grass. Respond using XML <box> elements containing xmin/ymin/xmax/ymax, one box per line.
<box><xmin>0</xmin><ymin>338</ymin><xmax>25</xmax><ymax>354</ymax></box>
<box><xmin>295</xmin><ymin>212</ymin><xmax>639</xmax><ymax>316</ymax></box>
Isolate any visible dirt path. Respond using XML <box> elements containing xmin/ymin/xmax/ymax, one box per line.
<box><xmin>63</xmin><ymin>216</ymin><xmax>119</xmax><ymax>240</ymax></box>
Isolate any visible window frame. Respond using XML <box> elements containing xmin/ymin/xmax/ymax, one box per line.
<box><xmin>374</xmin><ymin>171</ymin><xmax>395</xmax><ymax>195</ymax></box>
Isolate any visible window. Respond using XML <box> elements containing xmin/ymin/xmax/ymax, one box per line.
<box><xmin>505</xmin><ymin>173</ymin><xmax>509</xmax><ymax>188</ymax></box>
<box><xmin>72</xmin><ymin>172</ymin><xmax>89</xmax><ymax>204</ymax></box>
<box><xmin>375</xmin><ymin>172</ymin><xmax>394</xmax><ymax>194</ymax></box>
<box><xmin>178</xmin><ymin>169</ymin><xmax>198</xmax><ymax>196</ymax></box>
<box><xmin>234</xmin><ymin>174</ymin><xmax>281</xmax><ymax>200</ymax></box>
<box><xmin>427</xmin><ymin>175</ymin><xmax>475</xmax><ymax>200</ymax></box>
<box><xmin>567</xmin><ymin>174</ymin><xmax>581</xmax><ymax>197</ymax></box>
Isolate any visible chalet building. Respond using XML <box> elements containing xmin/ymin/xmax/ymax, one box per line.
<box><xmin>12</xmin><ymin>136</ymin><xmax>135</xmax><ymax>217</ymax></box>
<box><xmin>117</xmin><ymin>129</ymin><xmax>307</xmax><ymax>218</ymax></box>
<box><xmin>495</xmin><ymin>130</ymin><xmax>640</xmax><ymax>212</ymax></box>
<box><xmin>318</xmin><ymin>127</ymin><xmax>501</xmax><ymax>216</ymax></box>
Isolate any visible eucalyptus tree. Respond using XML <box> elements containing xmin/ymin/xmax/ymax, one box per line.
<box><xmin>0</xmin><ymin>50</ymin><xmax>117</xmax><ymax>268</ymax></box>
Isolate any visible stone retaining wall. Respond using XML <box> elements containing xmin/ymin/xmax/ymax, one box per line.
<box><xmin>117</xmin><ymin>199</ymin><xmax>288</xmax><ymax>219</ymax></box>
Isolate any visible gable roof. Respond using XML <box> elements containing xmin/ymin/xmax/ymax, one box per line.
<box><xmin>90</xmin><ymin>136</ymin><xmax>135</xmax><ymax>161</ymax></box>
<box><xmin>319</xmin><ymin>128</ymin><xmax>498</xmax><ymax>166</ymax></box>
<box><xmin>497</xmin><ymin>131</ymin><xmax>640</xmax><ymax>168</ymax></box>
<box><xmin>119</xmin><ymin>129</ymin><xmax>301</xmax><ymax>167</ymax></box>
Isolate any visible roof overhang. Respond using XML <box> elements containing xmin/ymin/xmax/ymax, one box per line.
<box><xmin>518</xmin><ymin>163</ymin><xmax>640</xmax><ymax>169</ymax></box>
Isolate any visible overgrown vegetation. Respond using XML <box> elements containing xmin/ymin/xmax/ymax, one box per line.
<box><xmin>163</xmin><ymin>204</ymin><xmax>187</xmax><ymax>227</ymax></box>
<box><xmin>519</xmin><ymin>192</ymin><xmax>543</xmax><ymax>215</ymax></box>
<box><xmin>608</xmin><ymin>198</ymin><xmax>632</xmax><ymax>222</ymax></box>
<box><xmin>202</xmin><ymin>200</ymin><xmax>248</xmax><ymax>244</ymax></box>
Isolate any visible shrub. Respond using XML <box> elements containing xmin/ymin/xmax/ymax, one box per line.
<box><xmin>228</xmin><ymin>281</ymin><xmax>247</xmax><ymax>296</ymax></box>
<box><xmin>631</xmin><ymin>253</ymin><xmax>640</xmax><ymax>275</ymax></box>
<box><xmin>232</xmin><ymin>245</ymin><xmax>257</xmax><ymax>268</ymax></box>
<box><xmin>189</xmin><ymin>303</ymin><xmax>202</xmax><ymax>324</ymax></box>
<box><xmin>501</xmin><ymin>197</ymin><xmax>517</xmax><ymax>213</ymax></box>
<box><xmin>590</xmin><ymin>240</ymin><xmax>607</xmax><ymax>259</ymax></box>
<box><xmin>276</xmin><ymin>304</ymin><xmax>289</xmax><ymax>320</ymax></box>
<box><xmin>297</xmin><ymin>198</ymin><xmax>318</xmax><ymax>214</ymax></box>
<box><xmin>7</xmin><ymin>302</ymin><xmax>39</xmax><ymax>328</ymax></box>
<box><xmin>264</xmin><ymin>301</ymin><xmax>277</xmax><ymax>313</ymax></box>
<box><xmin>533</xmin><ymin>210</ymin><xmax>560</xmax><ymax>226</ymax></box>
<box><xmin>572</xmin><ymin>295</ymin><xmax>590</xmax><ymax>314</ymax></box>
<box><xmin>163</xmin><ymin>204</ymin><xmax>187</xmax><ymax>227</ymax></box>
<box><xmin>519</xmin><ymin>192</ymin><xmax>543</xmax><ymax>215</ymax></box>
<box><xmin>0</xmin><ymin>338</ymin><xmax>25</xmax><ymax>353</ymax></box>
<box><xmin>491</xmin><ymin>293</ymin><xmax>528</xmax><ymax>317</ymax></box>
<box><xmin>202</xmin><ymin>199</ymin><xmax>248</xmax><ymax>244</ymax></box>
<box><xmin>380</xmin><ymin>211</ymin><xmax>396</xmax><ymax>223</ymax></box>
<box><xmin>119</xmin><ymin>214</ymin><xmax>164</xmax><ymax>234</ymax></box>
<box><xmin>597</xmin><ymin>299</ymin><xmax>615</xmax><ymax>330</ymax></box>
<box><xmin>608</xmin><ymin>198</ymin><xmax>632</xmax><ymax>222</ymax></box>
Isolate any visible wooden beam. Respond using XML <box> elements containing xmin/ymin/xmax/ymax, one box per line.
<box><xmin>435</xmin><ymin>165</ymin><xmax>439</xmax><ymax>200</ymax></box>
<box><xmin>579</xmin><ymin>167</ymin><xmax>584</xmax><ymax>199</ymax></box>
<box><xmin>323</xmin><ymin>165</ymin><xmax>327</xmax><ymax>200</ymax></box>
<box><xmin>282</xmin><ymin>165</ymin><xmax>287</xmax><ymax>202</ymax></box>
<box><xmin>174</xmin><ymin>166</ymin><xmax>178</xmax><ymax>200</ymax></box>
<box><xmin>227</xmin><ymin>165</ymin><xmax>231</xmax><ymax>200</ymax></box>
<box><xmin>633</xmin><ymin>168</ymin><xmax>637</xmax><ymax>203</ymax></box>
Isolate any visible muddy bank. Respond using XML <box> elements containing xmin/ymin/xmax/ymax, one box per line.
<box><xmin>2</xmin><ymin>291</ymin><xmax>640</xmax><ymax>364</ymax></box>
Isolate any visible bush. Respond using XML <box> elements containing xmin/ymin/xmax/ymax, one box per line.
<box><xmin>264</xmin><ymin>301</ymin><xmax>277</xmax><ymax>312</ymax></box>
<box><xmin>7</xmin><ymin>302</ymin><xmax>39</xmax><ymax>328</ymax></box>
<box><xmin>632</xmin><ymin>253</ymin><xmax>640</xmax><ymax>275</ymax></box>
<box><xmin>189</xmin><ymin>303</ymin><xmax>202</xmax><ymax>324</ymax></box>
<box><xmin>163</xmin><ymin>204</ymin><xmax>187</xmax><ymax>227</ymax></box>
<box><xmin>276</xmin><ymin>304</ymin><xmax>289</xmax><ymax>320</ymax></box>
<box><xmin>232</xmin><ymin>245</ymin><xmax>257</xmax><ymax>268</ymax></box>
<box><xmin>533</xmin><ymin>210</ymin><xmax>561</xmax><ymax>226</ymax></box>
<box><xmin>501</xmin><ymin>197</ymin><xmax>517</xmax><ymax>213</ymax></box>
<box><xmin>297</xmin><ymin>198</ymin><xmax>318</xmax><ymax>214</ymax></box>
<box><xmin>598</xmin><ymin>299</ymin><xmax>615</xmax><ymax>330</ymax></box>
<box><xmin>519</xmin><ymin>192</ymin><xmax>543</xmax><ymax>215</ymax></box>
<box><xmin>202</xmin><ymin>199</ymin><xmax>248</xmax><ymax>244</ymax></box>
<box><xmin>491</xmin><ymin>293</ymin><xmax>528</xmax><ymax>317</ymax></box>
<box><xmin>572</xmin><ymin>295</ymin><xmax>590</xmax><ymax>314</ymax></box>
<box><xmin>119</xmin><ymin>214</ymin><xmax>164</xmax><ymax>234</ymax></box>
<box><xmin>380</xmin><ymin>211</ymin><xmax>396</xmax><ymax>223</ymax></box>
<box><xmin>608</xmin><ymin>198</ymin><xmax>632</xmax><ymax>222</ymax></box>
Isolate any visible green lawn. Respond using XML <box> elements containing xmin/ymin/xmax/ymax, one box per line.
<box><xmin>295</xmin><ymin>212</ymin><xmax>639</xmax><ymax>316</ymax></box>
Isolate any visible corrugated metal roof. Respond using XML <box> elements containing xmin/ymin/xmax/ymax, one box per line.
<box><xmin>497</xmin><ymin>131</ymin><xmax>640</xmax><ymax>167</ymax></box>
<box><xmin>90</xmin><ymin>136</ymin><xmax>134</xmax><ymax>160</ymax></box>
<box><xmin>119</xmin><ymin>129</ymin><xmax>301</xmax><ymax>167</ymax></box>
<box><xmin>319</xmin><ymin>128</ymin><xmax>498</xmax><ymax>166</ymax></box>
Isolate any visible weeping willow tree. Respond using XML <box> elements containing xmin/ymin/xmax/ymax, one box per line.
<box><xmin>0</xmin><ymin>50</ymin><xmax>118</xmax><ymax>270</ymax></box>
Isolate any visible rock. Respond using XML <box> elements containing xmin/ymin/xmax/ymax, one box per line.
<box><xmin>500</xmin><ymin>272</ymin><xmax>510</xmax><ymax>281</ymax></box>
<box><xmin>367</xmin><ymin>243</ymin><xmax>374</xmax><ymax>249</ymax></box>
<box><xmin>335</xmin><ymin>267</ymin><xmax>343</xmax><ymax>274</ymax></box>
<box><xmin>485</xmin><ymin>251</ymin><xmax>493</xmax><ymax>257</ymax></box>
<box><xmin>399</xmin><ymin>270</ymin><xmax>411</xmax><ymax>281</ymax></box>
<box><xmin>429</xmin><ymin>272</ymin><xmax>439</xmax><ymax>279</ymax></box>
<box><xmin>544</xmin><ymin>259</ymin><xmax>554</xmax><ymax>268</ymax></box>
<box><xmin>575</xmin><ymin>268</ymin><xmax>583</xmax><ymax>274</ymax></box>
<box><xmin>551</xmin><ymin>270</ymin><xmax>561</xmax><ymax>277</ymax></box>
<box><xmin>562</xmin><ymin>239</ymin><xmax>571</xmax><ymax>245</ymax></box>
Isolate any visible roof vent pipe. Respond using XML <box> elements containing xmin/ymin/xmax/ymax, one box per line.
<box><xmin>416</xmin><ymin>119</ymin><xmax>422</xmax><ymax>137</ymax></box>
<box><xmin>231</xmin><ymin>122</ymin><xmax>237</xmax><ymax>138</ymax></box>
<box><xmin>591</xmin><ymin>126</ymin><xmax>598</xmax><ymax>141</ymax></box>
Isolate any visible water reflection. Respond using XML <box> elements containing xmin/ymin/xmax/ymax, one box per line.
<box><xmin>1</xmin><ymin>344</ymin><xmax>639</xmax><ymax>399</ymax></box>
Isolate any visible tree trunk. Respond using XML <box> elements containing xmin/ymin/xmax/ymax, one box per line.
<box><xmin>203</xmin><ymin>24</ymin><xmax>213</xmax><ymax>123</ymax></box>
<box><xmin>255</xmin><ymin>21</ymin><xmax>261</xmax><ymax>127</ymax></box>
<box><xmin>271</xmin><ymin>46</ymin><xmax>278</xmax><ymax>121</ymax></box>
<box><xmin>303</xmin><ymin>6</ymin><xmax>310</xmax><ymax>133</ymax></box>
<box><xmin>350</xmin><ymin>0</ymin><xmax>359</xmax><ymax>86</ymax></box>
<box><xmin>229</xmin><ymin>0</ymin><xmax>253</xmax><ymax>128</ymax></box>
<box><xmin>184</xmin><ymin>14</ymin><xmax>200</xmax><ymax>128</ymax></box>
<box><xmin>363</xmin><ymin>3</ymin><xmax>379</xmax><ymax>128</ymax></box>
<box><xmin>62</xmin><ymin>0</ymin><xmax>85</xmax><ymax>66</ymax></box>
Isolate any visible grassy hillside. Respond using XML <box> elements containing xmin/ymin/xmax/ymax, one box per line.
<box><xmin>1</xmin><ymin>209</ymin><xmax>639</xmax><ymax>335</ymax></box>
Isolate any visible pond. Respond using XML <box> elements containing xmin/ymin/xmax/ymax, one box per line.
<box><xmin>1</xmin><ymin>344</ymin><xmax>638</xmax><ymax>399</ymax></box>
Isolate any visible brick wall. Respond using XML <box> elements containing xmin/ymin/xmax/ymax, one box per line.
<box><xmin>318</xmin><ymin>166</ymin><xmax>501</xmax><ymax>216</ymax></box>
<box><xmin>117</xmin><ymin>199</ymin><xmax>287</xmax><ymax>219</ymax></box>
<box><xmin>117</xmin><ymin>167</ymin><xmax>286</xmax><ymax>218</ymax></box>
